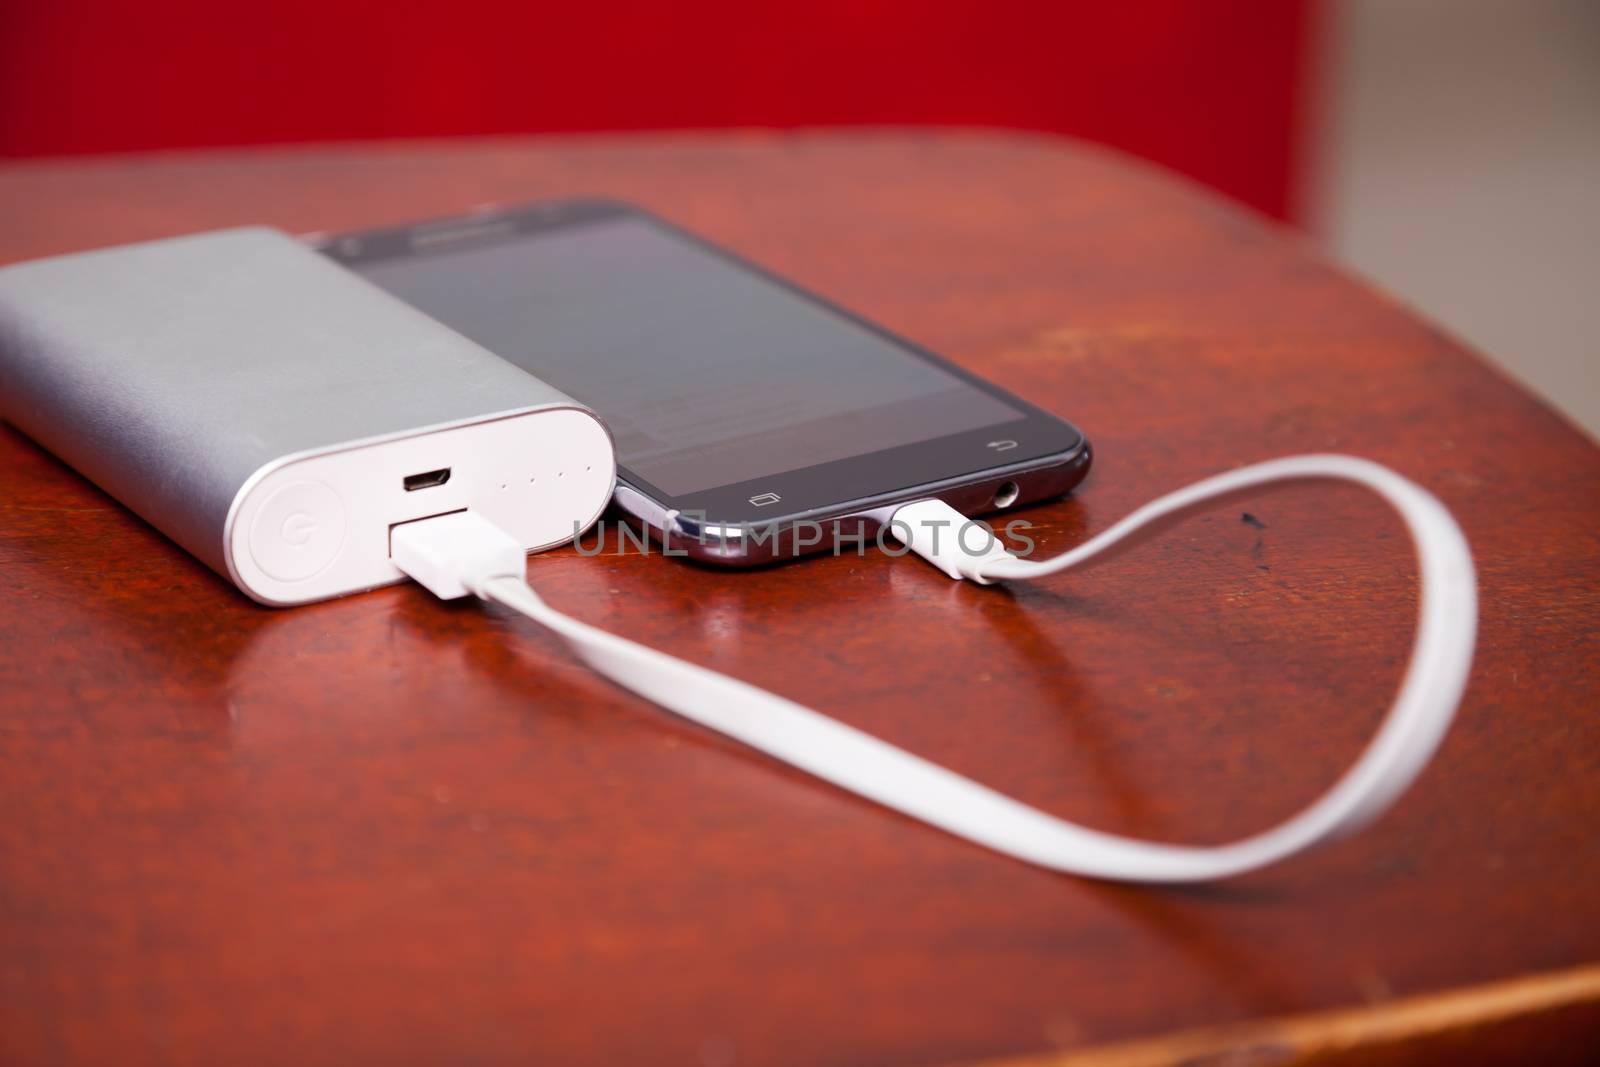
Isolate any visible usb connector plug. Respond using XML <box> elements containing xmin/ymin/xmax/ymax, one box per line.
<box><xmin>391</xmin><ymin>510</ymin><xmax>526</xmax><ymax>600</ymax></box>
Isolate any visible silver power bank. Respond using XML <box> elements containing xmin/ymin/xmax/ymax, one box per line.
<box><xmin>0</xmin><ymin>226</ymin><xmax>616</xmax><ymax>605</ymax></box>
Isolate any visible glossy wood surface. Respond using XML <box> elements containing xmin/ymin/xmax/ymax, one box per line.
<box><xmin>1</xmin><ymin>133</ymin><xmax>1596</xmax><ymax>1066</ymax></box>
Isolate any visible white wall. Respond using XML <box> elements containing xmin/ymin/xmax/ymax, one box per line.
<box><xmin>1311</xmin><ymin>0</ymin><xmax>1600</xmax><ymax>437</ymax></box>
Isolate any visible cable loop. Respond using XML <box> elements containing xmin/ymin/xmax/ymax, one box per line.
<box><xmin>476</xmin><ymin>455</ymin><xmax>1476</xmax><ymax>883</ymax></box>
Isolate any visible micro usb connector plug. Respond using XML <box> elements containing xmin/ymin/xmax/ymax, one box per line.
<box><xmin>890</xmin><ymin>498</ymin><xmax>1015</xmax><ymax>584</ymax></box>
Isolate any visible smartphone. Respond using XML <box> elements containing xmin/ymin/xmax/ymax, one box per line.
<box><xmin>319</xmin><ymin>199</ymin><xmax>1091</xmax><ymax>566</ymax></box>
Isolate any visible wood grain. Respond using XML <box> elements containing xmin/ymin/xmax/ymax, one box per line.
<box><xmin>0</xmin><ymin>132</ymin><xmax>1596</xmax><ymax>1067</ymax></box>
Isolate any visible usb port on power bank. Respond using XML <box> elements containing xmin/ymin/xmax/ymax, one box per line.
<box><xmin>403</xmin><ymin>467</ymin><xmax>451</xmax><ymax>492</ymax></box>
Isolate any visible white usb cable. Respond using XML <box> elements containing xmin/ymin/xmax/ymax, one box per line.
<box><xmin>391</xmin><ymin>454</ymin><xmax>1477</xmax><ymax>883</ymax></box>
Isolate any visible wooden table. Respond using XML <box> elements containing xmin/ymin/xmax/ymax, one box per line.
<box><xmin>1</xmin><ymin>133</ymin><xmax>1597</xmax><ymax>1066</ymax></box>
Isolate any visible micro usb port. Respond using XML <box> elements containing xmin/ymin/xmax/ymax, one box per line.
<box><xmin>403</xmin><ymin>467</ymin><xmax>451</xmax><ymax>492</ymax></box>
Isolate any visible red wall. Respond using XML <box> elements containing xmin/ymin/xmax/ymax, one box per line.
<box><xmin>0</xmin><ymin>1</ymin><xmax>1317</xmax><ymax>220</ymax></box>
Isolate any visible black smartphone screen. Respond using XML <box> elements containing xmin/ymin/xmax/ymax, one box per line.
<box><xmin>326</xmin><ymin>200</ymin><xmax>1084</xmax><ymax>521</ymax></box>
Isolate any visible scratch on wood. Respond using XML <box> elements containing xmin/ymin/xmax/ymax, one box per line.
<box><xmin>949</xmin><ymin>962</ymin><xmax>1600</xmax><ymax>1067</ymax></box>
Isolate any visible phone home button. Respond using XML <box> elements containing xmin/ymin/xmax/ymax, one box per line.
<box><xmin>248</xmin><ymin>480</ymin><xmax>347</xmax><ymax>583</ymax></box>
<box><xmin>748</xmin><ymin>492</ymin><xmax>781</xmax><ymax>507</ymax></box>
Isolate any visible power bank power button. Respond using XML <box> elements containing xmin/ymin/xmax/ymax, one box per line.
<box><xmin>248</xmin><ymin>480</ymin><xmax>347</xmax><ymax>583</ymax></box>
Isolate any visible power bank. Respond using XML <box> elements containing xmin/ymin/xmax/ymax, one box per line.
<box><xmin>0</xmin><ymin>226</ymin><xmax>616</xmax><ymax>605</ymax></box>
